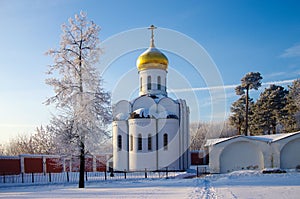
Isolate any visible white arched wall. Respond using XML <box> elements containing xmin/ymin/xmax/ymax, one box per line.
<box><xmin>132</xmin><ymin>96</ymin><xmax>156</xmax><ymax>112</ymax></box>
<box><xmin>113</xmin><ymin>100</ymin><xmax>131</xmax><ymax>120</ymax></box>
<box><xmin>158</xmin><ymin>98</ymin><xmax>179</xmax><ymax>117</ymax></box>
<box><xmin>220</xmin><ymin>141</ymin><xmax>264</xmax><ymax>173</ymax></box>
<box><xmin>280</xmin><ymin>138</ymin><xmax>300</xmax><ymax>169</ymax></box>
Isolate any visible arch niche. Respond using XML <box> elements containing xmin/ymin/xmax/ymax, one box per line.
<box><xmin>280</xmin><ymin>138</ymin><xmax>300</xmax><ymax>169</ymax></box>
<box><xmin>220</xmin><ymin>141</ymin><xmax>264</xmax><ymax>173</ymax></box>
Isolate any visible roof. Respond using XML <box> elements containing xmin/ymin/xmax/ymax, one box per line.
<box><xmin>205</xmin><ymin>131</ymin><xmax>300</xmax><ymax>146</ymax></box>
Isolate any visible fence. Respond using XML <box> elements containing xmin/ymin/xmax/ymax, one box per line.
<box><xmin>0</xmin><ymin>169</ymin><xmax>178</xmax><ymax>184</ymax></box>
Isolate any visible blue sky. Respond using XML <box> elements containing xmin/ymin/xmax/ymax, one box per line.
<box><xmin>0</xmin><ymin>0</ymin><xmax>300</xmax><ymax>143</ymax></box>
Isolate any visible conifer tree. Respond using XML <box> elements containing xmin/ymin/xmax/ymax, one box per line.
<box><xmin>252</xmin><ymin>85</ymin><xmax>288</xmax><ymax>134</ymax></box>
<box><xmin>229</xmin><ymin>95</ymin><xmax>254</xmax><ymax>135</ymax></box>
<box><xmin>235</xmin><ymin>72</ymin><xmax>262</xmax><ymax>135</ymax></box>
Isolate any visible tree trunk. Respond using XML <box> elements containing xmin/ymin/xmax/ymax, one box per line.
<box><xmin>245</xmin><ymin>86</ymin><xmax>249</xmax><ymax>136</ymax></box>
<box><xmin>79</xmin><ymin>141</ymin><xmax>85</xmax><ymax>188</ymax></box>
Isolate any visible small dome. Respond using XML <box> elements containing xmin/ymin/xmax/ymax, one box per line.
<box><xmin>136</xmin><ymin>47</ymin><xmax>168</xmax><ymax>71</ymax></box>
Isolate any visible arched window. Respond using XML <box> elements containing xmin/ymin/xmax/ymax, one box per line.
<box><xmin>148</xmin><ymin>134</ymin><xmax>152</xmax><ymax>151</ymax></box>
<box><xmin>163</xmin><ymin>133</ymin><xmax>168</xmax><ymax>150</ymax></box>
<box><xmin>157</xmin><ymin>76</ymin><xmax>161</xmax><ymax>90</ymax></box>
<box><xmin>140</xmin><ymin>77</ymin><xmax>142</xmax><ymax>91</ymax></box>
<box><xmin>130</xmin><ymin>134</ymin><xmax>133</xmax><ymax>151</ymax></box>
<box><xmin>138</xmin><ymin>134</ymin><xmax>142</xmax><ymax>151</ymax></box>
<box><xmin>117</xmin><ymin>135</ymin><xmax>122</xmax><ymax>151</ymax></box>
<box><xmin>147</xmin><ymin>76</ymin><xmax>151</xmax><ymax>90</ymax></box>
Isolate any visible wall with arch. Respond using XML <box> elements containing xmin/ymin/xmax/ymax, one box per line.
<box><xmin>207</xmin><ymin>132</ymin><xmax>300</xmax><ymax>173</ymax></box>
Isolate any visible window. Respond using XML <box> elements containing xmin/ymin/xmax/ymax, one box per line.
<box><xmin>147</xmin><ymin>76</ymin><xmax>151</xmax><ymax>90</ymax></box>
<box><xmin>117</xmin><ymin>135</ymin><xmax>122</xmax><ymax>151</ymax></box>
<box><xmin>148</xmin><ymin>134</ymin><xmax>152</xmax><ymax>151</ymax></box>
<box><xmin>163</xmin><ymin>133</ymin><xmax>168</xmax><ymax>150</ymax></box>
<box><xmin>130</xmin><ymin>134</ymin><xmax>133</xmax><ymax>151</ymax></box>
<box><xmin>140</xmin><ymin>77</ymin><xmax>142</xmax><ymax>91</ymax></box>
<box><xmin>138</xmin><ymin>134</ymin><xmax>142</xmax><ymax>151</ymax></box>
<box><xmin>157</xmin><ymin>76</ymin><xmax>161</xmax><ymax>90</ymax></box>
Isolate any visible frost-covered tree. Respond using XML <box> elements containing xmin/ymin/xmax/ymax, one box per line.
<box><xmin>30</xmin><ymin>126</ymin><xmax>56</xmax><ymax>154</ymax></box>
<box><xmin>45</xmin><ymin>12</ymin><xmax>111</xmax><ymax>188</ymax></box>
<box><xmin>5</xmin><ymin>134</ymin><xmax>35</xmax><ymax>155</ymax></box>
<box><xmin>281</xmin><ymin>79</ymin><xmax>300</xmax><ymax>132</ymax></box>
<box><xmin>190</xmin><ymin>121</ymin><xmax>236</xmax><ymax>150</ymax></box>
<box><xmin>235</xmin><ymin>72</ymin><xmax>262</xmax><ymax>136</ymax></box>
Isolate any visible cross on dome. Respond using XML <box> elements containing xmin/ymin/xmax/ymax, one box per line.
<box><xmin>148</xmin><ymin>25</ymin><xmax>157</xmax><ymax>47</ymax></box>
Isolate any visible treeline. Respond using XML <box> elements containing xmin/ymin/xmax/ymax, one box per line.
<box><xmin>0</xmin><ymin>126</ymin><xmax>112</xmax><ymax>156</ymax></box>
<box><xmin>190</xmin><ymin>121</ymin><xmax>237</xmax><ymax>151</ymax></box>
<box><xmin>230</xmin><ymin>73</ymin><xmax>300</xmax><ymax>135</ymax></box>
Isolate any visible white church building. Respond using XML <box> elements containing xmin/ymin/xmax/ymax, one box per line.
<box><xmin>112</xmin><ymin>26</ymin><xmax>190</xmax><ymax>172</ymax></box>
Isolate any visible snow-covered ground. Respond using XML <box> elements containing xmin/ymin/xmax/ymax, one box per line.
<box><xmin>1</xmin><ymin>170</ymin><xmax>300</xmax><ymax>199</ymax></box>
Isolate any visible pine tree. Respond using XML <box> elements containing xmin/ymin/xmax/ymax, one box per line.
<box><xmin>235</xmin><ymin>72</ymin><xmax>262</xmax><ymax>136</ymax></box>
<box><xmin>45</xmin><ymin>12</ymin><xmax>111</xmax><ymax>188</ymax></box>
<box><xmin>252</xmin><ymin>85</ymin><xmax>288</xmax><ymax>135</ymax></box>
<box><xmin>229</xmin><ymin>95</ymin><xmax>254</xmax><ymax>135</ymax></box>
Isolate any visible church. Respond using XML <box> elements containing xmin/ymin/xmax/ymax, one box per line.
<box><xmin>112</xmin><ymin>25</ymin><xmax>190</xmax><ymax>172</ymax></box>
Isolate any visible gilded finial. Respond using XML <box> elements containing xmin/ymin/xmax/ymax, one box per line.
<box><xmin>148</xmin><ymin>25</ymin><xmax>157</xmax><ymax>47</ymax></box>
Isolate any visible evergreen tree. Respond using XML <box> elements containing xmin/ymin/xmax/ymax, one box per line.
<box><xmin>229</xmin><ymin>95</ymin><xmax>254</xmax><ymax>135</ymax></box>
<box><xmin>45</xmin><ymin>12</ymin><xmax>111</xmax><ymax>188</ymax></box>
<box><xmin>252</xmin><ymin>85</ymin><xmax>288</xmax><ymax>135</ymax></box>
<box><xmin>235</xmin><ymin>72</ymin><xmax>262</xmax><ymax>135</ymax></box>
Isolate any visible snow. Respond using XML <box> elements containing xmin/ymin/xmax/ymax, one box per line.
<box><xmin>1</xmin><ymin>170</ymin><xmax>300</xmax><ymax>198</ymax></box>
<box><xmin>205</xmin><ymin>132</ymin><xmax>300</xmax><ymax>146</ymax></box>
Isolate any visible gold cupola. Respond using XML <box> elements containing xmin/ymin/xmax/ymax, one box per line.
<box><xmin>136</xmin><ymin>25</ymin><xmax>168</xmax><ymax>71</ymax></box>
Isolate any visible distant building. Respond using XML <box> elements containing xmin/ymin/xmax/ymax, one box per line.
<box><xmin>112</xmin><ymin>26</ymin><xmax>190</xmax><ymax>171</ymax></box>
<box><xmin>206</xmin><ymin>131</ymin><xmax>300</xmax><ymax>173</ymax></box>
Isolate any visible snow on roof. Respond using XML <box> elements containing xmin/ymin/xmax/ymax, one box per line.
<box><xmin>115</xmin><ymin>112</ymin><xmax>130</xmax><ymax>120</ymax></box>
<box><xmin>0</xmin><ymin>156</ymin><xmax>19</xmax><ymax>159</ymax></box>
<box><xmin>205</xmin><ymin>137</ymin><xmax>237</xmax><ymax>146</ymax></box>
<box><xmin>206</xmin><ymin>131</ymin><xmax>300</xmax><ymax>146</ymax></box>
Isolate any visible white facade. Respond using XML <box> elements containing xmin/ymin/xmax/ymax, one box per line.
<box><xmin>112</xmin><ymin>30</ymin><xmax>190</xmax><ymax>171</ymax></box>
<box><xmin>206</xmin><ymin>132</ymin><xmax>300</xmax><ymax>173</ymax></box>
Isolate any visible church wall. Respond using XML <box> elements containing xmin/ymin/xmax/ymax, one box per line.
<box><xmin>132</xmin><ymin>96</ymin><xmax>156</xmax><ymax>112</ymax></box>
<box><xmin>112</xmin><ymin>121</ymin><xmax>129</xmax><ymax>171</ymax></box>
<box><xmin>128</xmin><ymin>119</ymin><xmax>157</xmax><ymax>171</ymax></box>
<box><xmin>139</xmin><ymin>69</ymin><xmax>167</xmax><ymax>96</ymax></box>
<box><xmin>157</xmin><ymin>119</ymin><xmax>180</xmax><ymax>170</ymax></box>
<box><xmin>178</xmin><ymin>99</ymin><xmax>190</xmax><ymax>170</ymax></box>
<box><xmin>113</xmin><ymin>100</ymin><xmax>131</xmax><ymax>120</ymax></box>
<box><xmin>157</xmin><ymin>98</ymin><xmax>179</xmax><ymax>117</ymax></box>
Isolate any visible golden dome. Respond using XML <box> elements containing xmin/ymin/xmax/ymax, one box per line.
<box><xmin>136</xmin><ymin>47</ymin><xmax>168</xmax><ymax>71</ymax></box>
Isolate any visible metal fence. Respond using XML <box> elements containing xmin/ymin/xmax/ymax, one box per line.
<box><xmin>0</xmin><ymin>169</ymin><xmax>179</xmax><ymax>184</ymax></box>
